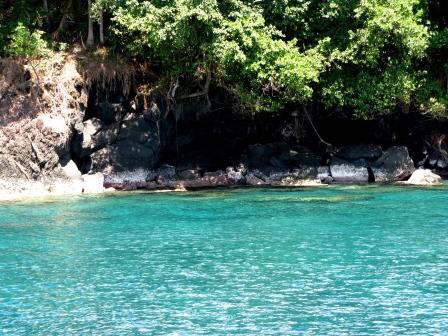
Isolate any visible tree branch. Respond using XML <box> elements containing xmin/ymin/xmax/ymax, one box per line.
<box><xmin>180</xmin><ymin>67</ymin><xmax>211</xmax><ymax>100</ymax></box>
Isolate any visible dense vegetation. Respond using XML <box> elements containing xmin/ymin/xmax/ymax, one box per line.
<box><xmin>1</xmin><ymin>0</ymin><xmax>447</xmax><ymax>119</ymax></box>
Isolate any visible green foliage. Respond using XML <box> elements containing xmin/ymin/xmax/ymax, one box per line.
<box><xmin>0</xmin><ymin>0</ymin><xmax>447</xmax><ymax>118</ymax></box>
<box><xmin>5</xmin><ymin>23</ymin><xmax>49</xmax><ymax>59</ymax></box>
<box><xmin>275</xmin><ymin>0</ymin><xmax>430</xmax><ymax>118</ymax></box>
<box><xmin>109</xmin><ymin>0</ymin><xmax>324</xmax><ymax>110</ymax></box>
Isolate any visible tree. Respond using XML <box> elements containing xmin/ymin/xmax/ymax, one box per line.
<box><xmin>99</xmin><ymin>11</ymin><xmax>104</xmax><ymax>44</ymax></box>
<box><xmin>86</xmin><ymin>0</ymin><xmax>94</xmax><ymax>47</ymax></box>
<box><xmin>107</xmin><ymin>0</ymin><xmax>324</xmax><ymax>111</ymax></box>
<box><xmin>5</xmin><ymin>22</ymin><xmax>50</xmax><ymax>94</ymax></box>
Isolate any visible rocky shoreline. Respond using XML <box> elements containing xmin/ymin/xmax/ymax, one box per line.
<box><xmin>1</xmin><ymin>54</ymin><xmax>446</xmax><ymax>202</ymax></box>
<box><xmin>0</xmin><ymin>144</ymin><xmax>443</xmax><ymax>202</ymax></box>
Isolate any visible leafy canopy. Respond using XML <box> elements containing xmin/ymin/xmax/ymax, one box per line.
<box><xmin>108</xmin><ymin>0</ymin><xmax>324</xmax><ymax>111</ymax></box>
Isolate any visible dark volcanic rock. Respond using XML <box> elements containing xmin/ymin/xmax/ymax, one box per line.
<box><xmin>118</xmin><ymin>113</ymin><xmax>158</xmax><ymax>144</ymax></box>
<box><xmin>180</xmin><ymin>175</ymin><xmax>230</xmax><ymax>188</ymax></box>
<box><xmin>156</xmin><ymin>164</ymin><xmax>177</xmax><ymax>184</ymax></box>
<box><xmin>90</xmin><ymin>140</ymin><xmax>158</xmax><ymax>173</ymax></box>
<box><xmin>178</xmin><ymin>169</ymin><xmax>201</xmax><ymax>180</ymax></box>
<box><xmin>246</xmin><ymin>142</ymin><xmax>289</xmax><ymax>168</ymax></box>
<box><xmin>91</xmin><ymin>123</ymin><xmax>120</xmax><ymax>149</ymax></box>
<box><xmin>246</xmin><ymin>171</ymin><xmax>267</xmax><ymax>185</ymax></box>
<box><xmin>436</xmin><ymin>157</ymin><xmax>448</xmax><ymax>170</ymax></box>
<box><xmin>330</xmin><ymin>157</ymin><xmax>369</xmax><ymax>183</ymax></box>
<box><xmin>247</xmin><ymin>143</ymin><xmax>275</xmax><ymax>167</ymax></box>
<box><xmin>335</xmin><ymin>144</ymin><xmax>382</xmax><ymax>162</ymax></box>
<box><xmin>89</xmin><ymin>113</ymin><xmax>161</xmax><ymax>174</ymax></box>
<box><xmin>283</xmin><ymin>147</ymin><xmax>321</xmax><ymax>168</ymax></box>
<box><xmin>317</xmin><ymin>166</ymin><xmax>333</xmax><ymax>183</ymax></box>
<box><xmin>71</xmin><ymin>118</ymin><xmax>107</xmax><ymax>159</ymax></box>
<box><xmin>426</xmin><ymin>150</ymin><xmax>439</xmax><ymax>167</ymax></box>
<box><xmin>371</xmin><ymin>146</ymin><xmax>415</xmax><ymax>182</ymax></box>
<box><xmin>97</xmin><ymin>101</ymin><xmax>122</xmax><ymax>125</ymax></box>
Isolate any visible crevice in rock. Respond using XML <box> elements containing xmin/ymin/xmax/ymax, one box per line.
<box><xmin>367</xmin><ymin>166</ymin><xmax>375</xmax><ymax>183</ymax></box>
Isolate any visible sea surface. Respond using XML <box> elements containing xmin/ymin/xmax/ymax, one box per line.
<box><xmin>0</xmin><ymin>186</ymin><xmax>447</xmax><ymax>335</ymax></box>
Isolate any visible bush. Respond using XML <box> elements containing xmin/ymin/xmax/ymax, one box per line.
<box><xmin>5</xmin><ymin>22</ymin><xmax>49</xmax><ymax>59</ymax></box>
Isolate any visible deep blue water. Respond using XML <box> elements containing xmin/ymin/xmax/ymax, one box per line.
<box><xmin>0</xmin><ymin>186</ymin><xmax>447</xmax><ymax>335</ymax></box>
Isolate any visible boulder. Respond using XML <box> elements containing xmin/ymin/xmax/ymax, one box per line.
<box><xmin>91</xmin><ymin>123</ymin><xmax>119</xmax><ymax>149</ymax></box>
<box><xmin>182</xmin><ymin>173</ymin><xmax>229</xmax><ymax>188</ymax></box>
<box><xmin>118</xmin><ymin>113</ymin><xmax>158</xmax><ymax>144</ymax></box>
<box><xmin>335</xmin><ymin>144</ymin><xmax>382</xmax><ymax>162</ymax></box>
<box><xmin>89</xmin><ymin>114</ymin><xmax>160</xmax><ymax>174</ymax></box>
<box><xmin>436</xmin><ymin>157</ymin><xmax>448</xmax><ymax>170</ymax></box>
<box><xmin>204</xmin><ymin>170</ymin><xmax>225</xmax><ymax>178</ymax></box>
<box><xmin>104</xmin><ymin>169</ymin><xmax>153</xmax><ymax>189</ymax></box>
<box><xmin>330</xmin><ymin>157</ymin><xmax>369</xmax><ymax>183</ymax></box>
<box><xmin>317</xmin><ymin>166</ymin><xmax>333</xmax><ymax>183</ymax></box>
<box><xmin>246</xmin><ymin>172</ymin><xmax>267</xmax><ymax>186</ymax></box>
<box><xmin>371</xmin><ymin>146</ymin><xmax>415</xmax><ymax>182</ymax></box>
<box><xmin>264</xmin><ymin>169</ymin><xmax>291</xmax><ymax>184</ymax></box>
<box><xmin>157</xmin><ymin>164</ymin><xmax>176</xmax><ymax>178</ymax></box>
<box><xmin>287</xmin><ymin>151</ymin><xmax>321</xmax><ymax>168</ymax></box>
<box><xmin>97</xmin><ymin>101</ymin><xmax>122</xmax><ymax>125</ymax></box>
<box><xmin>90</xmin><ymin>140</ymin><xmax>158</xmax><ymax>174</ymax></box>
<box><xmin>226</xmin><ymin>166</ymin><xmax>246</xmax><ymax>184</ymax></box>
<box><xmin>246</xmin><ymin>142</ymin><xmax>289</xmax><ymax>168</ymax></box>
<box><xmin>405</xmin><ymin>169</ymin><xmax>442</xmax><ymax>186</ymax></box>
<box><xmin>71</xmin><ymin>118</ymin><xmax>105</xmax><ymax>158</ymax></box>
<box><xmin>426</xmin><ymin>150</ymin><xmax>439</xmax><ymax>168</ymax></box>
<box><xmin>291</xmin><ymin>167</ymin><xmax>319</xmax><ymax>179</ymax></box>
<box><xmin>178</xmin><ymin>169</ymin><xmax>201</xmax><ymax>180</ymax></box>
<box><xmin>246</xmin><ymin>143</ymin><xmax>275</xmax><ymax>167</ymax></box>
<box><xmin>83</xmin><ymin>118</ymin><xmax>103</xmax><ymax>136</ymax></box>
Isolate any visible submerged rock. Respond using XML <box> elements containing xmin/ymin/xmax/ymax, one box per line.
<box><xmin>405</xmin><ymin>169</ymin><xmax>442</xmax><ymax>186</ymax></box>
<box><xmin>371</xmin><ymin>146</ymin><xmax>415</xmax><ymax>182</ymax></box>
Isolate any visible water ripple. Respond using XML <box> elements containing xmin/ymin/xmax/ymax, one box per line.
<box><xmin>0</xmin><ymin>186</ymin><xmax>447</xmax><ymax>335</ymax></box>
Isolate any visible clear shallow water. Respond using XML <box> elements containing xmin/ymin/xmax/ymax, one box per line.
<box><xmin>0</xmin><ymin>186</ymin><xmax>448</xmax><ymax>335</ymax></box>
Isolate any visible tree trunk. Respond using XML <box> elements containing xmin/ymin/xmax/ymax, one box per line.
<box><xmin>99</xmin><ymin>11</ymin><xmax>104</xmax><ymax>45</ymax></box>
<box><xmin>86</xmin><ymin>0</ymin><xmax>94</xmax><ymax>47</ymax></box>
<box><xmin>42</xmin><ymin>0</ymin><xmax>49</xmax><ymax>27</ymax></box>
<box><xmin>51</xmin><ymin>0</ymin><xmax>72</xmax><ymax>40</ymax></box>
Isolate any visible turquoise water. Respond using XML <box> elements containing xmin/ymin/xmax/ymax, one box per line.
<box><xmin>1</xmin><ymin>186</ymin><xmax>448</xmax><ymax>335</ymax></box>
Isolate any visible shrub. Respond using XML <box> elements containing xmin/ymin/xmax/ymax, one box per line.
<box><xmin>5</xmin><ymin>22</ymin><xmax>49</xmax><ymax>59</ymax></box>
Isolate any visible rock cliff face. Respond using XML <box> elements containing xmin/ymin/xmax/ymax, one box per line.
<box><xmin>0</xmin><ymin>54</ymin><xmax>89</xmax><ymax>197</ymax></box>
<box><xmin>0</xmin><ymin>52</ymin><xmax>446</xmax><ymax>199</ymax></box>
